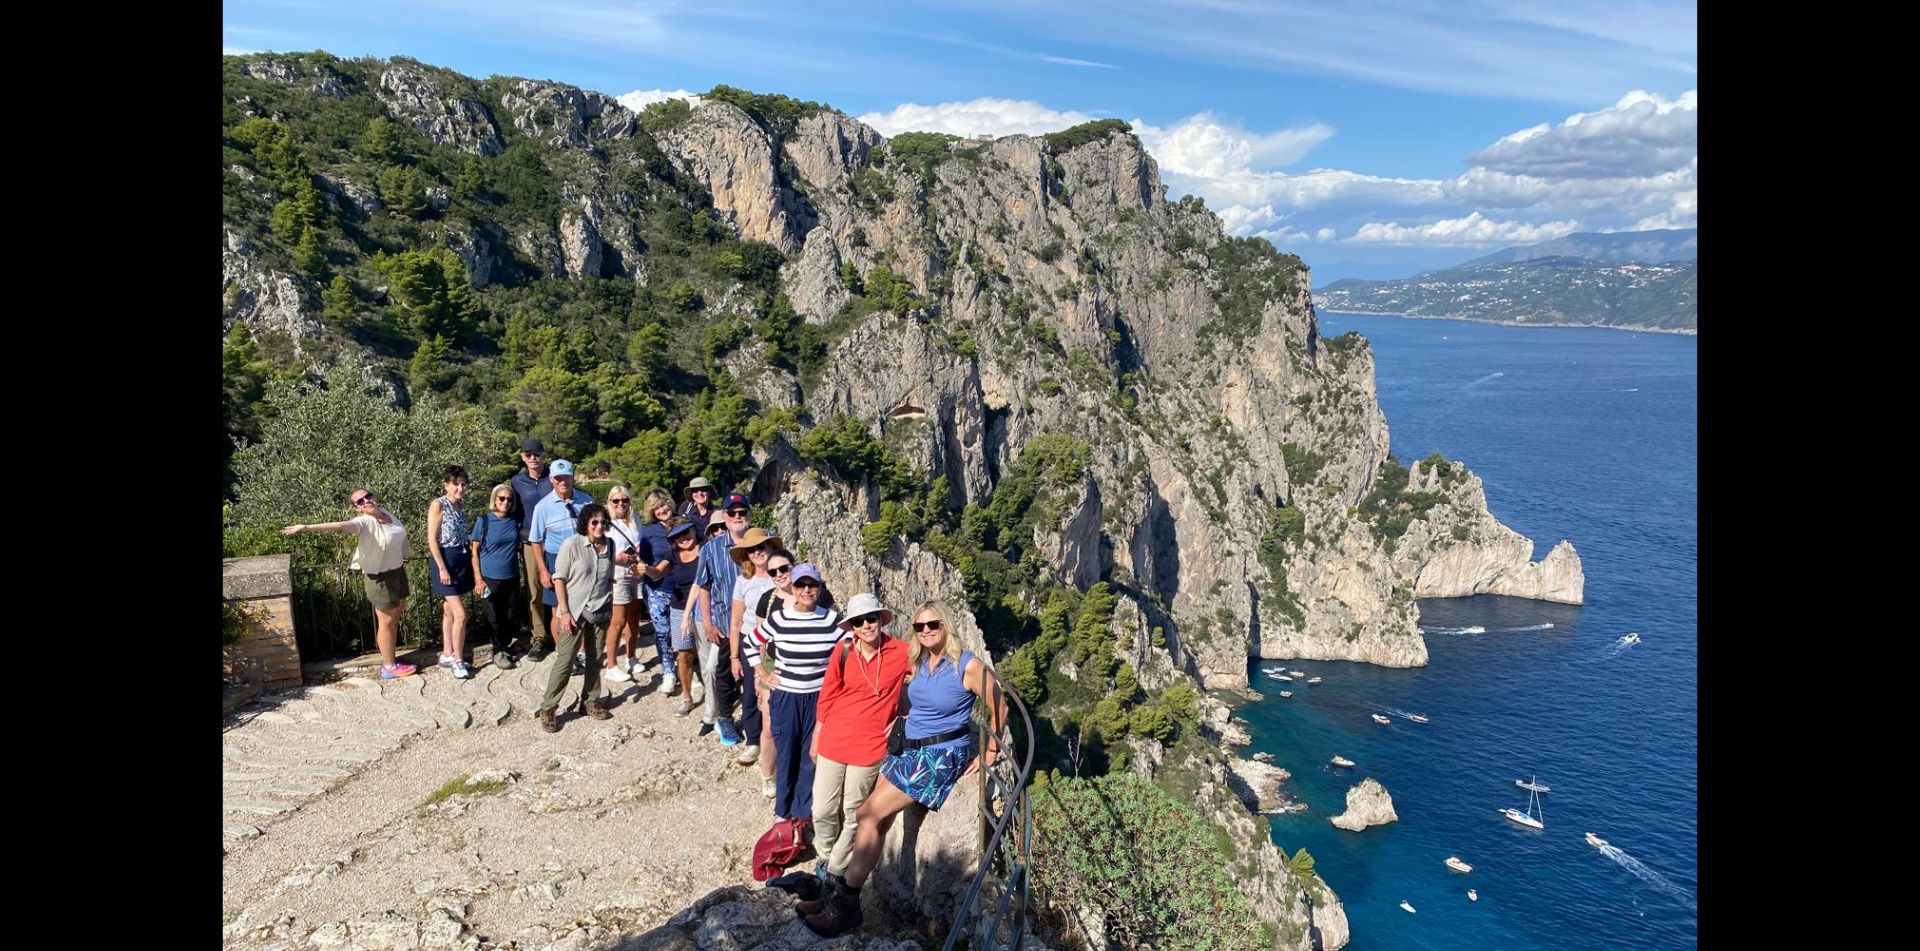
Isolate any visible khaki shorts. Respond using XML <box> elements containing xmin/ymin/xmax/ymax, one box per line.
<box><xmin>363</xmin><ymin>567</ymin><xmax>410</xmax><ymax>611</ymax></box>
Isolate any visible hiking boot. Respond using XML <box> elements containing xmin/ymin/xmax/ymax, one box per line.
<box><xmin>582</xmin><ymin>700</ymin><xmax>612</xmax><ymax>721</ymax></box>
<box><xmin>537</xmin><ymin>708</ymin><xmax>559</xmax><ymax>733</ymax></box>
<box><xmin>802</xmin><ymin>882</ymin><xmax>863</xmax><ymax>937</ymax></box>
<box><xmin>526</xmin><ymin>642</ymin><xmax>551</xmax><ymax>663</ymax></box>
<box><xmin>796</xmin><ymin>873</ymin><xmax>842</xmax><ymax>916</ymax></box>
<box><xmin>494</xmin><ymin>649</ymin><xmax>517</xmax><ymax>670</ymax></box>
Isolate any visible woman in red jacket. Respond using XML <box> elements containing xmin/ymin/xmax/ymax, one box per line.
<box><xmin>799</xmin><ymin>593</ymin><xmax>909</xmax><ymax>908</ymax></box>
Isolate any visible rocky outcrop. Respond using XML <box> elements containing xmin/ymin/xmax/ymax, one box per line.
<box><xmin>781</xmin><ymin>226</ymin><xmax>852</xmax><ymax>320</ymax></box>
<box><xmin>239</xmin><ymin>58</ymin><xmax>347</xmax><ymax>99</ymax></box>
<box><xmin>1330</xmin><ymin>778</ymin><xmax>1398</xmax><ymax>832</ymax></box>
<box><xmin>656</xmin><ymin>99</ymin><xmax>811</xmax><ymax>254</ymax></box>
<box><xmin>317</xmin><ymin>172</ymin><xmax>381</xmax><ymax>221</ymax></box>
<box><xmin>223</xmin><ymin>229</ymin><xmax>319</xmax><ymax>352</ymax></box>
<box><xmin>624</xmin><ymin>885</ymin><xmax>923</xmax><ymax>950</ymax></box>
<box><xmin>1184</xmin><ymin>753</ymin><xmax>1350</xmax><ymax>949</ymax></box>
<box><xmin>376</xmin><ymin>65</ymin><xmax>503</xmax><ymax>157</ymax></box>
<box><xmin>498</xmin><ymin>80</ymin><xmax>637</xmax><ymax>148</ymax></box>
<box><xmin>439</xmin><ymin>220</ymin><xmax>502</xmax><ymax>289</ymax></box>
<box><xmin>1225</xmin><ymin>756</ymin><xmax>1294</xmax><ymax>813</ymax></box>
<box><xmin>559</xmin><ymin>198</ymin><xmax>606</xmax><ymax>279</ymax></box>
<box><xmin>784</xmin><ymin>112</ymin><xmax>884</xmax><ymax>192</ymax></box>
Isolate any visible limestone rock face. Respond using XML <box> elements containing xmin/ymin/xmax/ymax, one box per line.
<box><xmin>627</xmin><ymin>885</ymin><xmax>925</xmax><ymax>950</ymax></box>
<box><xmin>656</xmin><ymin>100</ymin><xmax>811</xmax><ymax>253</ymax></box>
<box><xmin>498</xmin><ymin>80</ymin><xmax>638</xmax><ymax>148</ymax></box>
<box><xmin>375</xmin><ymin>65</ymin><xmax>503</xmax><ymax>157</ymax></box>
<box><xmin>1224</xmin><ymin>755</ymin><xmax>1294</xmax><ymax>812</ymax></box>
<box><xmin>559</xmin><ymin>198</ymin><xmax>606</xmax><ymax>279</ymax></box>
<box><xmin>239</xmin><ymin>58</ymin><xmax>347</xmax><ymax>99</ymax></box>
<box><xmin>1330</xmin><ymin>778</ymin><xmax>1398</xmax><ymax>832</ymax></box>
<box><xmin>784</xmin><ymin>111</ymin><xmax>884</xmax><ymax>192</ymax></box>
<box><xmin>223</xmin><ymin>229</ymin><xmax>319</xmax><ymax>353</ymax></box>
<box><xmin>780</xmin><ymin>226</ymin><xmax>852</xmax><ymax>321</ymax></box>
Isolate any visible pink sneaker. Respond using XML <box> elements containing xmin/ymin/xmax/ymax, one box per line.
<box><xmin>380</xmin><ymin>662</ymin><xmax>418</xmax><ymax>679</ymax></box>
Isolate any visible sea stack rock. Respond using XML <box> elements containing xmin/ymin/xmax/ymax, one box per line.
<box><xmin>1330</xmin><ymin>778</ymin><xmax>1398</xmax><ymax>832</ymax></box>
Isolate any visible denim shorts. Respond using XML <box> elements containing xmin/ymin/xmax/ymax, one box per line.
<box><xmin>669</xmin><ymin>607</ymin><xmax>696</xmax><ymax>651</ymax></box>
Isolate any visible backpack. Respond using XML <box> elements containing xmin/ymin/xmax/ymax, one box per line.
<box><xmin>751</xmin><ymin>816</ymin><xmax>814</xmax><ymax>881</ymax></box>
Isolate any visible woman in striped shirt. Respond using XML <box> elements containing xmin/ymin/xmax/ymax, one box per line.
<box><xmin>753</xmin><ymin>562</ymin><xmax>844</xmax><ymax>825</ymax></box>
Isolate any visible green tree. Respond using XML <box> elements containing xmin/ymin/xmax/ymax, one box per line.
<box><xmin>320</xmin><ymin>275</ymin><xmax>360</xmax><ymax>330</ymax></box>
<box><xmin>373</xmin><ymin>248</ymin><xmax>478</xmax><ymax>341</ymax></box>
<box><xmin>1032</xmin><ymin>773</ymin><xmax>1266</xmax><ymax>950</ymax></box>
<box><xmin>408</xmin><ymin>334</ymin><xmax>456</xmax><ymax>396</ymax></box>
<box><xmin>1289</xmin><ymin>847</ymin><xmax>1317</xmax><ymax>883</ymax></box>
<box><xmin>358</xmin><ymin>116</ymin><xmax>404</xmax><ymax>165</ymax></box>
<box><xmin>291</xmin><ymin>227</ymin><xmax>327</xmax><ymax>277</ymax></box>
<box><xmin>585</xmin><ymin>363</ymin><xmax>666</xmax><ymax>441</ymax></box>
<box><xmin>378</xmin><ymin>163</ymin><xmax>430</xmax><ymax>218</ymax></box>
<box><xmin>624</xmin><ymin>321</ymin><xmax>672</xmax><ymax>385</ymax></box>
<box><xmin>504</xmin><ymin>366</ymin><xmax>595</xmax><ymax>459</ymax></box>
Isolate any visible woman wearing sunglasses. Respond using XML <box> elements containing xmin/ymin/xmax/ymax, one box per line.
<box><xmin>804</xmin><ymin>601</ymin><xmax>1003</xmax><ymax>937</ymax></box>
<box><xmin>751</xmin><ymin>563</ymin><xmax>845</xmax><ymax>829</ymax></box>
<box><xmin>426</xmin><ymin>465</ymin><xmax>475</xmax><ymax>679</ymax></box>
<box><xmin>538</xmin><ymin>503</ymin><xmax>616</xmax><ymax>732</ymax></box>
<box><xmin>664</xmin><ymin>517</ymin><xmax>704</xmax><ymax>717</ymax></box>
<box><xmin>636</xmin><ymin>489</ymin><xmax>679</xmax><ymax>696</ymax></box>
<box><xmin>797</xmin><ymin>593</ymin><xmax>908</xmax><ymax>912</ymax></box>
<box><xmin>279</xmin><ymin>489</ymin><xmax>415</xmax><ymax>680</ymax></box>
<box><xmin>469</xmin><ymin>482</ymin><xmax>523</xmax><ymax>669</ymax></box>
<box><xmin>741</xmin><ymin>548</ymin><xmax>797</xmax><ymax>797</ymax></box>
<box><xmin>601</xmin><ymin>485</ymin><xmax>645</xmax><ymax>685</ymax></box>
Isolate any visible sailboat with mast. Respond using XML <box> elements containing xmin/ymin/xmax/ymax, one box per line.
<box><xmin>1501</xmin><ymin>782</ymin><xmax>1546</xmax><ymax>830</ymax></box>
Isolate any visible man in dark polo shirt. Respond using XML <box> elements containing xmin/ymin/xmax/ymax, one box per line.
<box><xmin>511</xmin><ymin>437</ymin><xmax>554</xmax><ymax>661</ymax></box>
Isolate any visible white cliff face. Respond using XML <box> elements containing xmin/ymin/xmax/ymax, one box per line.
<box><xmin>498</xmin><ymin>80</ymin><xmax>637</xmax><ymax>148</ymax></box>
<box><xmin>779</xmin><ymin>226</ymin><xmax>852</xmax><ymax>321</ymax></box>
<box><xmin>375</xmin><ymin>65</ymin><xmax>503</xmax><ymax>157</ymax></box>
<box><xmin>1330</xmin><ymin>778</ymin><xmax>1399</xmax><ymax>832</ymax></box>
<box><xmin>656</xmin><ymin>100</ymin><xmax>810</xmax><ymax>254</ymax></box>
<box><xmin>223</xmin><ymin>229</ymin><xmax>320</xmax><ymax>353</ymax></box>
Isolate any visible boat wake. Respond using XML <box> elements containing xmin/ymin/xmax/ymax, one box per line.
<box><xmin>1466</xmin><ymin>371</ymin><xmax>1507</xmax><ymax>389</ymax></box>
<box><xmin>1424</xmin><ymin>624</ymin><xmax>1488</xmax><ymax>636</ymax></box>
<box><xmin>1503</xmin><ymin>622</ymin><xmax>1556</xmax><ymax>632</ymax></box>
<box><xmin>1598</xmin><ymin>843</ymin><xmax>1696</xmax><ymax>911</ymax></box>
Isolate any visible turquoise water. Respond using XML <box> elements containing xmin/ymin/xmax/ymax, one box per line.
<box><xmin>1243</xmin><ymin>313</ymin><xmax>1697</xmax><ymax>949</ymax></box>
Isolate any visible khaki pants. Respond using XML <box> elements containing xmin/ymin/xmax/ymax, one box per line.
<box><xmin>522</xmin><ymin>543</ymin><xmax>551</xmax><ymax>647</ymax></box>
<box><xmin>540</xmin><ymin>617</ymin><xmax>604</xmax><ymax>713</ymax></box>
<box><xmin>811</xmin><ymin>754</ymin><xmax>884</xmax><ymax>875</ymax></box>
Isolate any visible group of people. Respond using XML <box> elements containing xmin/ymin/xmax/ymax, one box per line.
<box><xmin>278</xmin><ymin>437</ymin><xmax>1004</xmax><ymax>936</ymax></box>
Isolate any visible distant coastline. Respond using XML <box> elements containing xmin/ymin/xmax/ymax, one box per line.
<box><xmin>1314</xmin><ymin>307</ymin><xmax>1698</xmax><ymax>336</ymax></box>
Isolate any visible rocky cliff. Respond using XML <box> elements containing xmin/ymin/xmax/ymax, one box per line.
<box><xmin>1330</xmin><ymin>778</ymin><xmax>1399</xmax><ymax>832</ymax></box>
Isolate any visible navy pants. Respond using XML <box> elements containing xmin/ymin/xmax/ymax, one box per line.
<box><xmin>736</xmin><ymin>643</ymin><xmax>763</xmax><ymax>743</ymax></box>
<box><xmin>769</xmin><ymin>689</ymin><xmax>819</xmax><ymax>820</ymax></box>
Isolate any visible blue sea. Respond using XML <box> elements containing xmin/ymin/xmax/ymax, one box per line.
<box><xmin>1242</xmin><ymin>313</ymin><xmax>1697</xmax><ymax>949</ymax></box>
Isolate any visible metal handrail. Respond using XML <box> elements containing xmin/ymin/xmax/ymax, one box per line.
<box><xmin>943</xmin><ymin>672</ymin><xmax>1036</xmax><ymax>951</ymax></box>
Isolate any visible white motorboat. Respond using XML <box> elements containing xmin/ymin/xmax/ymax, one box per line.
<box><xmin>1621</xmin><ymin>633</ymin><xmax>1641</xmax><ymax>645</ymax></box>
<box><xmin>1278</xmin><ymin>690</ymin><xmax>1293</xmax><ymax>698</ymax></box>
<box><xmin>1331</xmin><ymin>755</ymin><xmax>1355</xmax><ymax>767</ymax></box>
<box><xmin>1272</xmin><ymin>674</ymin><xmax>1293</xmax><ymax>682</ymax></box>
<box><xmin>1400</xmin><ymin>900</ymin><xmax>1417</xmax><ymax>914</ymax></box>
<box><xmin>1307</xmin><ymin>676</ymin><xmax>1324</xmax><ymax>685</ymax></box>
<box><xmin>1408</xmin><ymin>714</ymin><xmax>1430</xmax><ymax>723</ymax></box>
<box><xmin>1289</xmin><ymin>670</ymin><xmax>1306</xmax><ymax>677</ymax></box>
<box><xmin>1586</xmin><ymin>832</ymin><xmax>1610</xmax><ymax>849</ymax></box>
<box><xmin>1371</xmin><ymin>714</ymin><xmax>1392</xmax><ymax>725</ymax></box>
<box><xmin>1515</xmin><ymin>776</ymin><xmax>1552</xmax><ymax>793</ymax></box>
<box><xmin>1444</xmin><ymin>856</ymin><xmax>1473</xmax><ymax>873</ymax></box>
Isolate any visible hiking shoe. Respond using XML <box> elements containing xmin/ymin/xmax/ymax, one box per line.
<box><xmin>437</xmin><ymin>654</ymin><xmax>457</xmax><ymax>670</ymax></box>
<box><xmin>380</xmin><ymin>662</ymin><xmax>417</xmax><ymax>680</ymax></box>
<box><xmin>802</xmin><ymin>883</ymin><xmax>863</xmax><ymax>937</ymax></box>
<box><xmin>583</xmin><ymin>701</ymin><xmax>612</xmax><ymax>721</ymax></box>
<box><xmin>716</xmin><ymin>718</ymin><xmax>743</xmax><ymax>746</ymax></box>
<box><xmin>537</xmin><ymin>708</ymin><xmax>559</xmax><ymax>733</ymax></box>
<box><xmin>526</xmin><ymin>642</ymin><xmax>550</xmax><ymax>663</ymax></box>
<box><xmin>689</xmin><ymin>679</ymin><xmax>705</xmax><ymax>703</ymax></box>
<box><xmin>698</xmin><ymin>720</ymin><xmax>715</xmax><ymax>737</ymax></box>
<box><xmin>675</xmin><ymin>697</ymin><xmax>696</xmax><ymax>718</ymax></box>
<box><xmin>762</xmin><ymin>777</ymin><xmax>776</xmax><ymax>799</ymax></box>
<box><xmin>495</xmin><ymin>650</ymin><xmax>517</xmax><ymax>670</ymax></box>
<box><xmin>660</xmin><ymin>675</ymin><xmax>679</xmax><ymax>696</ymax></box>
<box><xmin>736</xmin><ymin>744</ymin><xmax>761</xmax><ymax>766</ymax></box>
<box><xmin>795</xmin><ymin>873</ymin><xmax>841</xmax><ymax>915</ymax></box>
<box><xmin>604</xmin><ymin>665</ymin><xmax>633</xmax><ymax>684</ymax></box>
<box><xmin>451</xmin><ymin>660</ymin><xmax>472</xmax><ymax>680</ymax></box>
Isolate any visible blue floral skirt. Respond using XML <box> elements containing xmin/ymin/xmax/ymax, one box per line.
<box><xmin>881</xmin><ymin>735</ymin><xmax>976</xmax><ymax>810</ymax></box>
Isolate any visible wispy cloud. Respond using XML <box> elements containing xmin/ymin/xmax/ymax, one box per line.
<box><xmin>1039</xmin><ymin>54</ymin><xmax>1119</xmax><ymax>69</ymax></box>
<box><xmin>616</xmin><ymin>88</ymin><xmax>698</xmax><ymax>112</ymax></box>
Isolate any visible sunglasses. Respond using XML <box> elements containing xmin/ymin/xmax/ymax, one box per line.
<box><xmin>726</xmin><ymin>509</ymin><xmax>750</xmax><ymax>517</ymax></box>
<box><xmin>493</xmin><ymin>494</ymin><xmax>511</xmax><ymax>501</ymax></box>
<box><xmin>852</xmin><ymin>614</ymin><xmax>883</xmax><ymax>627</ymax></box>
<box><xmin>351</xmin><ymin>495</ymin><xmax>377</xmax><ymax>506</ymax></box>
<box><xmin>587</xmin><ymin>518</ymin><xmax>608</xmax><ymax>526</ymax></box>
<box><xmin>767</xmin><ymin>564</ymin><xmax>792</xmax><ymax>576</ymax></box>
<box><xmin>609</xmin><ymin>498</ymin><xmax>631</xmax><ymax>504</ymax></box>
<box><xmin>793</xmin><ymin>579</ymin><xmax>821</xmax><ymax>589</ymax></box>
<box><xmin>912</xmin><ymin>620</ymin><xmax>943</xmax><ymax>633</ymax></box>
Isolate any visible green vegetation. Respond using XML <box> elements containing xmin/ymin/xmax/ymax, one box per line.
<box><xmin>1041</xmin><ymin>118</ymin><xmax>1133</xmax><ymax>155</ymax></box>
<box><xmin>1032</xmin><ymin>773</ymin><xmax>1267</xmax><ymax>950</ymax></box>
<box><xmin>419</xmin><ymin>773</ymin><xmax>510</xmax><ymax>814</ymax></box>
<box><xmin>1357</xmin><ymin>455</ymin><xmax>1447</xmax><ymax>548</ymax></box>
<box><xmin>700</xmin><ymin>84</ymin><xmax>828</xmax><ymax>138</ymax></box>
<box><xmin>1195</xmin><ymin>236</ymin><xmax>1304</xmax><ymax>355</ymax></box>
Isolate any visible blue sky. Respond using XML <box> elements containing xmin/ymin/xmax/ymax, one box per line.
<box><xmin>224</xmin><ymin>1</ymin><xmax>1697</xmax><ymax>282</ymax></box>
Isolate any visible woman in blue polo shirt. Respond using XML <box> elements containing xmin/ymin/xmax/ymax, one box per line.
<box><xmin>469</xmin><ymin>483</ymin><xmax>522</xmax><ymax>669</ymax></box>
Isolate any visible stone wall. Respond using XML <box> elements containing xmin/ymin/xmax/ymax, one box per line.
<box><xmin>224</xmin><ymin>554</ymin><xmax>303</xmax><ymax>694</ymax></box>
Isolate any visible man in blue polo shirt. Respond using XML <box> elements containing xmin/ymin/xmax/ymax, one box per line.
<box><xmin>688</xmin><ymin>492</ymin><xmax>752</xmax><ymax>745</ymax></box>
<box><xmin>511</xmin><ymin>437</ymin><xmax>553</xmax><ymax>660</ymax></box>
<box><xmin>526</xmin><ymin>459</ymin><xmax>593</xmax><ymax>663</ymax></box>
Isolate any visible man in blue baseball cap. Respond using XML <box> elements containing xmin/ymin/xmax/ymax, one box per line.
<box><xmin>526</xmin><ymin>459</ymin><xmax>593</xmax><ymax>663</ymax></box>
<box><xmin>687</xmin><ymin>491</ymin><xmax>753</xmax><ymax>745</ymax></box>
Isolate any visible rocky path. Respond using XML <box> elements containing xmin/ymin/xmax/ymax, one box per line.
<box><xmin>221</xmin><ymin>655</ymin><xmax>782</xmax><ymax>950</ymax></box>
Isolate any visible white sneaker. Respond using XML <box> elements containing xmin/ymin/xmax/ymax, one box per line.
<box><xmin>675</xmin><ymin>697</ymin><xmax>696</xmax><ymax>717</ymax></box>
<box><xmin>689</xmin><ymin>679</ymin><xmax>705</xmax><ymax>703</ymax></box>
<box><xmin>617</xmin><ymin>655</ymin><xmax>634</xmax><ymax>672</ymax></box>
<box><xmin>661</xmin><ymin>677</ymin><xmax>679</xmax><ymax>697</ymax></box>
<box><xmin>604</xmin><ymin>665</ymin><xmax>633</xmax><ymax>684</ymax></box>
<box><xmin>736</xmin><ymin>744</ymin><xmax>760</xmax><ymax>766</ymax></box>
<box><xmin>761</xmin><ymin>777</ymin><xmax>776</xmax><ymax>799</ymax></box>
<box><xmin>437</xmin><ymin>654</ymin><xmax>457</xmax><ymax>670</ymax></box>
<box><xmin>451</xmin><ymin>660</ymin><xmax>472</xmax><ymax>680</ymax></box>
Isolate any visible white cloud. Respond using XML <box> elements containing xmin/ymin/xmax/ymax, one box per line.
<box><xmin>616</xmin><ymin>88</ymin><xmax>697</xmax><ymax>112</ymax></box>
<box><xmin>1130</xmin><ymin>113</ymin><xmax>1334</xmax><ymax>179</ymax></box>
<box><xmin>856</xmin><ymin>98</ymin><xmax>1096</xmax><ymax>138</ymax></box>
<box><xmin>1039</xmin><ymin>54</ymin><xmax>1119</xmax><ymax>68</ymax></box>
<box><xmin>1469</xmin><ymin>89</ymin><xmax>1695</xmax><ymax>179</ymax></box>
<box><xmin>223</xmin><ymin>46</ymin><xmax>256</xmax><ymax>55</ymax></box>
<box><xmin>1316</xmin><ymin>227</ymin><xmax>1337</xmax><ymax>241</ymax></box>
<box><xmin>1348</xmin><ymin>212</ymin><xmax>1582</xmax><ymax>246</ymax></box>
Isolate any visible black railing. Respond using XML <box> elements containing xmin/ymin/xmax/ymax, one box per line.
<box><xmin>944</xmin><ymin>673</ymin><xmax>1036</xmax><ymax>951</ymax></box>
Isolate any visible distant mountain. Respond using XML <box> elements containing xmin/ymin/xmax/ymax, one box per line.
<box><xmin>1453</xmin><ymin>229</ymin><xmax>1696</xmax><ymax>270</ymax></box>
<box><xmin>1315</xmin><ymin>255</ymin><xmax>1697</xmax><ymax>332</ymax></box>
